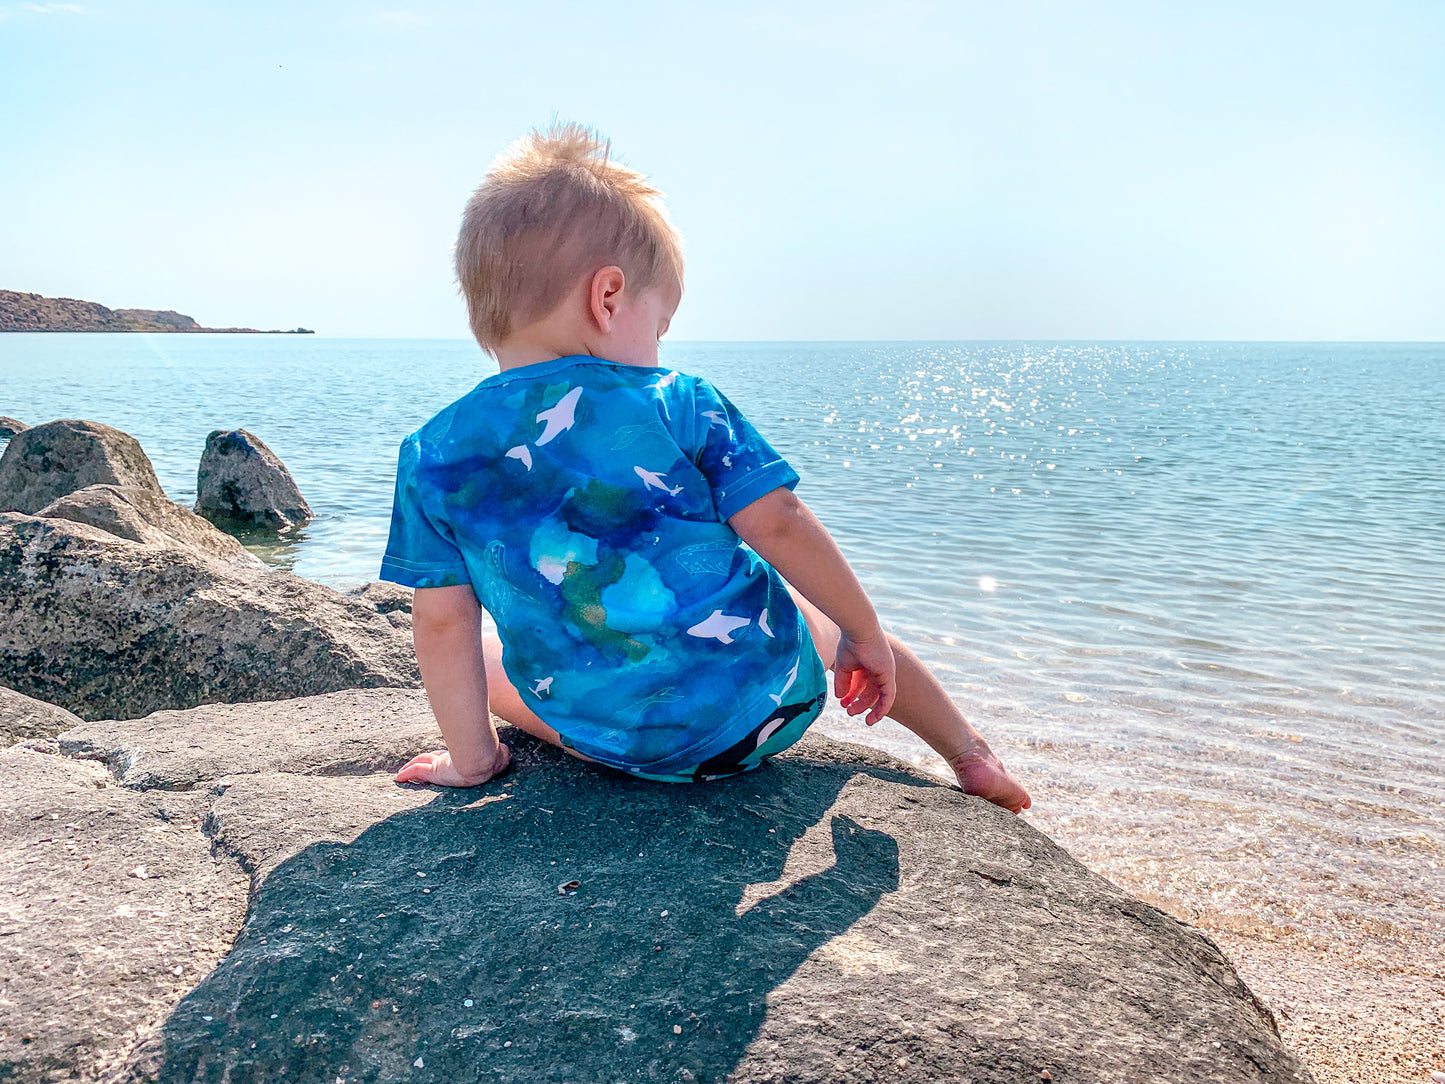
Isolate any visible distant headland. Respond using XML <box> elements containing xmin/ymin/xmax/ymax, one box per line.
<box><xmin>0</xmin><ymin>289</ymin><xmax>313</xmax><ymax>334</ymax></box>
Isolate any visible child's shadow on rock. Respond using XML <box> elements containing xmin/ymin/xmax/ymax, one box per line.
<box><xmin>136</xmin><ymin>736</ymin><xmax>904</xmax><ymax>1083</ymax></box>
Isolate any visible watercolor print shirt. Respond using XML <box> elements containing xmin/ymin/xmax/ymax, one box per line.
<box><xmin>380</xmin><ymin>356</ymin><xmax>813</xmax><ymax>775</ymax></box>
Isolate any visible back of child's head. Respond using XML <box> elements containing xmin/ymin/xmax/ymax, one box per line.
<box><xmin>455</xmin><ymin>122</ymin><xmax>684</xmax><ymax>355</ymax></box>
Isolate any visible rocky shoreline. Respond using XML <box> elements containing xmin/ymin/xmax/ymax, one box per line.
<box><xmin>0</xmin><ymin>416</ymin><xmax>1315</xmax><ymax>1082</ymax></box>
<box><xmin>0</xmin><ymin>290</ymin><xmax>312</xmax><ymax>334</ymax></box>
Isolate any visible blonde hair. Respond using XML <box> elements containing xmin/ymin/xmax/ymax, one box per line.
<box><xmin>455</xmin><ymin>122</ymin><xmax>684</xmax><ymax>354</ymax></box>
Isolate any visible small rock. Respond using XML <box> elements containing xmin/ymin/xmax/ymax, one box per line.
<box><xmin>412</xmin><ymin>1056</ymin><xmax>424</xmax><ymax>1068</ymax></box>
<box><xmin>0</xmin><ymin>417</ymin><xmax>27</xmax><ymax>439</ymax></box>
<box><xmin>1</xmin><ymin>685</ymin><xmax>83</xmax><ymax>748</ymax></box>
<box><xmin>195</xmin><ymin>428</ymin><xmax>312</xmax><ymax>530</ymax></box>
<box><xmin>348</xmin><ymin>582</ymin><xmax>414</xmax><ymax>615</ymax></box>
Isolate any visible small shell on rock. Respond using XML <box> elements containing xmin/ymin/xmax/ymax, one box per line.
<box><xmin>413</xmin><ymin>1057</ymin><xmax>424</xmax><ymax>1068</ymax></box>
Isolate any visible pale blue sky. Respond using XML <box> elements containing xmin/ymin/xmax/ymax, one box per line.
<box><xmin>3</xmin><ymin>1</ymin><xmax>1442</xmax><ymax>339</ymax></box>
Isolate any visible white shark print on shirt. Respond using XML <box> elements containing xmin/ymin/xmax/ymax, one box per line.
<box><xmin>531</xmin><ymin>676</ymin><xmax>554</xmax><ymax>697</ymax></box>
<box><xmin>535</xmin><ymin>387</ymin><xmax>583</xmax><ymax>446</ymax></box>
<box><xmin>634</xmin><ymin>465</ymin><xmax>684</xmax><ymax>496</ymax></box>
<box><xmin>686</xmin><ymin>609</ymin><xmax>750</xmax><ymax>644</ymax></box>
<box><xmin>650</xmin><ymin>370</ymin><xmax>679</xmax><ymax>392</ymax></box>
<box><xmin>757</xmin><ymin>608</ymin><xmax>774</xmax><ymax>638</ymax></box>
<box><xmin>505</xmin><ymin>445</ymin><xmax>533</xmax><ymax>470</ymax></box>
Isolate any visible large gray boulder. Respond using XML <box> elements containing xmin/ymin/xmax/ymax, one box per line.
<box><xmin>0</xmin><ymin>746</ymin><xmax>252</xmax><ymax>1083</ymax></box>
<box><xmin>0</xmin><ymin>416</ymin><xmax>26</xmax><ymax>439</ymax></box>
<box><xmin>0</xmin><ymin>511</ymin><xmax>419</xmax><ymax>721</ymax></box>
<box><xmin>1</xmin><ymin>688</ymin><xmax>1312</xmax><ymax>1083</ymax></box>
<box><xmin>0</xmin><ymin>419</ymin><xmax>163</xmax><ymax>514</ymax></box>
<box><xmin>38</xmin><ymin>483</ymin><xmax>263</xmax><ymax>568</ymax></box>
<box><xmin>0</xmin><ymin>684</ymin><xmax>82</xmax><ymax>746</ymax></box>
<box><xmin>195</xmin><ymin>429</ymin><xmax>312</xmax><ymax>529</ymax></box>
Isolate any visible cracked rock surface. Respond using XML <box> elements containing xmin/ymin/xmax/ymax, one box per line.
<box><xmin>4</xmin><ymin>688</ymin><xmax>1311</xmax><ymax>1084</ymax></box>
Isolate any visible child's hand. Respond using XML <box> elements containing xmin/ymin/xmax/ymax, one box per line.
<box><xmin>833</xmin><ymin>632</ymin><xmax>896</xmax><ymax>726</ymax></box>
<box><xmin>393</xmin><ymin>743</ymin><xmax>511</xmax><ymax>788</ymax></box>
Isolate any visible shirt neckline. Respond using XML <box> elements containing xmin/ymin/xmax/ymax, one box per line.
<box><xmin>480</xmin><ymin>354</ymin><xmax>657</xmax><ymax>387</ymax></box>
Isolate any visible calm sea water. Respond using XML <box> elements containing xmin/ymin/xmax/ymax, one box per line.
<box><xmin>3</xmin><ymin>334</ymin><xmax>1442</xmax><ymax>971</ymax></box>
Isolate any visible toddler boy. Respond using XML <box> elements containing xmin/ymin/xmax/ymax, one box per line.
<box><xmin>382</xmin><ymin>124</ymin><xmax>1030</xmax><ymax>813</ymax></box>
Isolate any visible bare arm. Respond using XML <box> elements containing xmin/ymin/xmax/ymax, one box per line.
<box><xmin>392</xmin><ymin>584</ymin><xmax>510</xmax><ymax>787</ymax></box>
<box><xmin>728</xmin><ymin>487</ymin><xmax>896</xmax><ymax>723</ymax></box>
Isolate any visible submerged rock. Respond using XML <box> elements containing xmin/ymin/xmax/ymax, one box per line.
<box><xmin>1</xmin><ymin>688</ymin><xmax>1315</xmax><ymax>1083</ymax></box>
<box><xmin>38</xmin><ymin>483</ymin><xmax>263</xmax><ymax>568</ymax></box>
<box><xmin>0</xmin><ymin>512</ymin><xmax>418</xmax><ymax>721</ymax></box>
<box><xmin>194</xmin><ymin>429</ymin><xmax>312</xmax><ymax>530</ymax></box>
<box><xmin>0</xmin><ymin>684</ymin><xmax>82</xmax><ymax>746</ymax></box>
<box><xmin>0</xmin><ymin>418</ymin><xmax>163</xmax><ymax>515</ymax></box>
<box><xmin>0</xmin><ymin>417</ymin><xmax>26</xmax><ymax>439</ymax></box>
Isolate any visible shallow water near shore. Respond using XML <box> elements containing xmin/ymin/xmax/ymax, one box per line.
<box><xmin>4</xmin><ymin>335</ymin><xmax>1443</xmax><ymax>1069</ymax></box>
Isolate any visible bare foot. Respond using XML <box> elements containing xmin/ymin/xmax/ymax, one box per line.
<box><xmin>949</xmin><ymin>746</ymin><xmax>1031</xmax><ymax>813</ymax></box>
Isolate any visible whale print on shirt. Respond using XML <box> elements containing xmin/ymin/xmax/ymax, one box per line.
<box><xmin>535</xmin><ymin>387</ymin><xmax>583</xmax><ymax>446</ymax></box>
<box><xmin>634</xmin><ymin>465</ymin><xmax>684</xmax><ymax>496</ymax></box>
<box><xmin>674</xmin><ymin>539</ymin><xmax>735</xmax><ymax>576</ymax></box>
<box><xmin>381</xmin><ymin>357</ymin><xmax>811</xmax><ymax>774</ymax></box>
<box><xmin>702</xmin><ymin>410</ymin><xmax>735</xmax><ymax>438</ymax></box>
<box><xmin>769</xmin><ymin>654</ymin><xmax>801</xmax><ymax>705</ymax></box>
<box><xmin>686</xmin><ymin>609</ymin><xmax>751</xmax><ymax>644</ymax></box>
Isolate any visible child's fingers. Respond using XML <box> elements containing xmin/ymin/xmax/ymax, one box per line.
<box><xmin>393</xmin><ymin>751</ymin><xmax>443</xmax><ymax>784</ymax></box>
<box><xmin>865</xmin><ymin>676</ymin><xmax>896</xmax><ymax>725</ymax></box>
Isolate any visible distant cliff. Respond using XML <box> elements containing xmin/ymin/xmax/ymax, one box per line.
<box><xmin>0</xmin><ymin>290</ymin><xmax>313</xmax><ymax>334</ymax></box>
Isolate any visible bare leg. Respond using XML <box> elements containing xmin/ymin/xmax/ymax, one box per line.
<box><xmin>481</xmin><ymin>628</ymin><xmax>599</xmax><ymax>762</ymax></box>
<box><xmin>787</xmin><ymin>587</ymin><xmax>1031</xmax><ymax>813</ymax></box>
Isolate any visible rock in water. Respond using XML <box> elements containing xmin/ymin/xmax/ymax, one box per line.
<box><xmin>0</xmin><ymin>416</ymin><xmax>27</xmax><ymax>439</ymax></box>
<box><xmin>0</xmin><ymin>418</ymin><xmax>163</xmax><ymax>514</ymax></box>
<box><xmin>38</xmin><ymin>483</ymin><xmax>263</xmax><ymax>568</ymax></box>
<box><xmin>194</xmin><ymin>429</ymin><xmax>312</xmax><ymax>529</ymax></box>
<box><xmin>1</xmin><ymin>693</ymin><xmax>1313</xmax><ymax>1084</ymax></box>
<box><xmin>0</xmin><ymin>511</ymin><xmax>418</xmax><ymax>720</ymax></box>
<box><xmin>0</xmin><ymin>684</ymin><xmax>82</xmax><ymax>746</ymax></box>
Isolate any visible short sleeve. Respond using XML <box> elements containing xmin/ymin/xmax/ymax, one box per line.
<box><xmin>378</xmin><ymin>436</ymin><xmax>472</xmax><ymax>589</ymax></box>
<box><xmin>687</xmin><ymin>379</ymin><xmax>800</xmax><ymax>521</ymax></box>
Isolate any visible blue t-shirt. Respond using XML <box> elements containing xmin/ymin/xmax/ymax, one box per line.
<box><xmin>380</xmin><ymin>355</ymin><xmax>813</xmax><ymax>775</ymax></box>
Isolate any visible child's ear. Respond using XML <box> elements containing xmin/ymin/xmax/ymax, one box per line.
<box><xmin>587</xmin><ymin>266</ymin><xmax>627</xmax><ymax>332</ymax></box>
